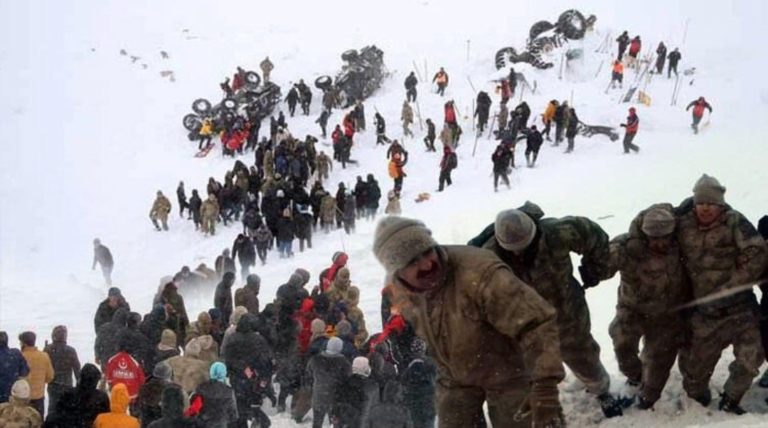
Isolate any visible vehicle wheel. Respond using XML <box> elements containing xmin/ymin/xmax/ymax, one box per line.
<box><xmin>244</xmin><ymin>71</ymin><xmax>261</xmax><ymax>88</ymax></box>
<box><xmin>315</xmin><ymin>75</ymin><xmax>333</xmax><ymax>91</ymax></box>
<box><xmin>183</xmin><ymin>114</ymin><xmax>202</xmax><ymax>131</ymax></box>
<box><xmin>222</xmin><ymin>97</ymin><xmax>238</xmax><ymax>111</ymax></box>
<box><xmin>529</xmin><ymin>21</ymin><xmax>555</xmax><ymax>41</ymax></box>
<box><xmin>557</xmin><ymin>9</ymin><xmax>586</xmax><ymax>40</ymax></box>
<box><xmin>341</xmin><ymin>49</ymin><xmax>358</xmax><ymax>62</ymax></box>
<box><xmin>192</xmin><ymin>98</ymin><xmax>212</xmax><ymax>115</ymax></box>
<box><xmin>494</xmin><ymin>47</ymin><xmax>518</xmax><ymax>70</ymax></box>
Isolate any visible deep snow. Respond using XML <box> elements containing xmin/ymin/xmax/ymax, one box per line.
<box><xmin>2</xmin><ymin>0</ymin><xmax>768</xmax><ymax>426</ymax></box>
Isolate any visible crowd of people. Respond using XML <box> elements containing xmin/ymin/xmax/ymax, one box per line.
<box><xmin>1</xmin><ymin>246</ymin><xmax>444</xmax><ymax>428</ymax></box>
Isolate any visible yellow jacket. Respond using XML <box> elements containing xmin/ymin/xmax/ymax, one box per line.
<box><xmin>543</xmin><ymin>102</ymin><xmax>557</xmax><ymax>123</ymax></box>
<box><xmin>21</xmin><ymin>347</ymin><xmax>53</xmax><ymax>400</ymax></box>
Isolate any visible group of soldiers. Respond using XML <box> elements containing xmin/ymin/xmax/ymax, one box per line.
<box><xmin>373</xmin><ymin>173</ymin><xmax>768</xmax><ymax>427</ymax></box>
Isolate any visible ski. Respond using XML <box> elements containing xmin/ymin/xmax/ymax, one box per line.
<box><xmin>194</xmin><ymin>144</ymin><xmax>215</xmax><ymax>158</ymax></box>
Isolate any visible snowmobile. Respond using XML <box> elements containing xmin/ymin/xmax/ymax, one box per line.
<box><xmin>495</xmin><ymin>9</ymin><xmax>597</xmax><ymax>70</ymax></box>
<box><xmin>314</xmin><ymin>45</ymin><xmax>387</xmax><ymax>108</ymax></box>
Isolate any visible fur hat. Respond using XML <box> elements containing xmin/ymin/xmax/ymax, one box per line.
<box><xmin>159</xmin><ymin>329</ymin><xmax>177</xmax><ymax>349</ymax></box>
<box><xmin>325</xmin><ymin>337</ymin><xmax>343</xmax><ymax>355</ymax></box>
<box><xmin>230</xmin><ymin>306</ymin><xmax>248</xmax><ymax>326</ymax></box>
<box><xmin>184</xmin><ymin>339</ymin><xmax>202</xmax><ymax>358</ymax></box>
<box><xmin>293</xmin><ymin>268</ymin><xmax>311</xmax><ymax>286</ymax></box>
<box><xmin>311</xmin><ymin>318</ymin><xmax>326</xmax><ymax>335</ymax></box>
<box><xmin>641</xmin><ymin>208</ymin><xmax>676</xmax><ymax>237</ymax></box>
<box><xmin>153</xmin><ymin>361</ymin><xmax>173</xmax><ymax>381</ymax></box>
<box><xmin>692</xmin><ymin>174</ymin><xmax>726</xmax><ymax>205</ymax></box>
<box><xmin>373</xmin><ymin>217</ymin><xmax>437</xmax><ymax>273</ymax></box>
<box><xmin>495</xmin><ymin>209</ymin><xmax>536</xmax><ymax>252</ymax></box>
<box><xmin>352</xmin><ymin>357</ymin><xmax>372</xmax><ymax>377</ymax></box>
<box><xmin>11</xmin><ymin>379</ymin><xmax>30</xmax><ymax>400</ymax></box>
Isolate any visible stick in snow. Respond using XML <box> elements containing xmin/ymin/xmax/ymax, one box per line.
<box><xmin>466</xmin><ymin>76</ymin><xmax>477</xmax><ymax>94</ymax></box>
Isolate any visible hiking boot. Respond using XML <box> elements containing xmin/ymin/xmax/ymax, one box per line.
<box><xmin>718</xmin><ymin>395</ymin><xmax>746</xmax><ymax>415</ymax></box>
<box><xmin>598</xmin><ymin>393</ymin><xmax>623</xmax><ymax>418</ymax></box>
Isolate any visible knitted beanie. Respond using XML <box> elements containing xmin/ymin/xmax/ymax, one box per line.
<box><xmin>153</xmin><ymin>361</ymin><xmax>173</xmax><ymax>381</ymax></box>
<box><xmin>352</xmin><ymin>357</ymin><xmax>372</xmax><ymax>377</ymax></box>
<box><xmin>336</xmin><ymin>320</ymin><xmax>353</xmax><ymax>337</ymax></box>
<box><xmin>325</xmin><ymin>337</ymin><xmax>343</xmax><ymax>355</ymax></box>
<box><xmin>692</xmin><ymin>174</ymin><xmax>726</xmax><ymax>205</ymax></box>
<box><xmin>494</xmin><ymin>209</ymin><xmax>537</xmax><ymax>252</ymax></box>
<box><xmin>373</xmin><ymin>217</ymin><xmax>437</xmax><ymax>273</ymax></box>
<box><xmin>641</xmin><ymin>208</ymin><xmax>676</xmax><ymax>237</ymax></box>
<box><xmin>11</xmin><ymin>379</ymin><xmax>30</xmax><ymax>400</ymax></box>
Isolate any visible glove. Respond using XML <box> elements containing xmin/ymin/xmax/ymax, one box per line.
<box><xmin>579</xmin><ymin>265</ymin><xmax>599</xmax><ymax>289</ymax></box>
<box><xmin>530</xmin><ymin>382</ymin><xmax>565</xmax><ymax>428</ymax></box>
<box><xmin>620</xmin><ymin>123</ymin><xmax>626</xmax><ymax>128</ymax></box>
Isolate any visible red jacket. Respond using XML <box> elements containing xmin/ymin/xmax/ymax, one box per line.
<box><xmin>331</xmin><ymin>127</ymin><xmax>343</xmax><ymax>144</ymax></box>
<box><xmin>295</xmin><ymin>299</ymin><xmax>316</xmax><ymax>354</ymax></box>
<box><xmin>500</xmin><ymin>80</ymin><xmax>511</xmax><ymax>100</ymax></box>
<box><xmin>629</xmin><ymin>39</ymin><xmax>641</xmax><ymax>56</ymax></box>
<box><xmin>626</xmin><ymin>113</ymin><xmax>639</xmax><ymax>134</ymax></box>
<box><xmin>444</xmin><ymin>104</ymin><xmax>456</xmax><ymax>124</ymax></box>
<box><xmin>105</xmin><ymin>352</ymin><xmax>145</xmax><ymax>400</ymax></box>
<box><xmin>232</xmin><ymin>72</ymin><xmax>244</xmax><ymax>92</ymax></box>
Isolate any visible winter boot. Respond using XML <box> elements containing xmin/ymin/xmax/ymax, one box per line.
<box><xmin>637</xmin><ymin>396</ymin><xmax>655</xmax><ymax>410</ymax></box>
<box><xmin>597</xmin><ymin>393</ymin><xmax>623</xmax><ymax>418</ymax></box>
<box><xmin>718</xmin><ymin>395</ymin><xmax>746</xmax><ymax>415</ymax></box>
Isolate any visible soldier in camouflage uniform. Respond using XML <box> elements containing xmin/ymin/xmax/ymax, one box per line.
<box><xmin>149</xmin><ymin>190</ymin><xmax>172</xmax><ymax>231</ymax></box>
<box><xmin>0</xmin><ymin>380</ymin><xmax>42</xmax><ymax>427</ymax></box>
<box><xmin>675</xmin><ymin>174</ymin><xmax>768</xmax><ymax>413</ymax></box>
<box><xmin>469</xmin><ymin>201</ymin><xmax>622</xmax><ymax>418</ymax></box>
<box><xmin>605</xmin><ymin>204</ymin><xmax>688</xmax><ymax>408</ymax></box>
<box><xmin>316</xmin><ymin>151</ymin><xmax>332</xmax><ymax>183</ymax></box>
<box><xmin>200</xmin><ymin>194</ymin><xmax>220</xmax><ymax>236</ymax></box>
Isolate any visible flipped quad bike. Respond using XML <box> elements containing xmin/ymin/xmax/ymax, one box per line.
<box><xmin>182</xmin><ymin>70</ymin><xmax>281</xmax><ymax>138</ymax></box>
<box><xmin>495</xmin><ymin>9</ymin><xmax>597</xmax><ymax>70</ymax></box>
<box><xmin>578</xmin><ymin>122</ymin><xmax>619</xmax><ymax>141</ymax></box>
<box><xmin>314</xmin><ymin>45</ymin><xmax>387</xmax><ymax>108</ymax></box>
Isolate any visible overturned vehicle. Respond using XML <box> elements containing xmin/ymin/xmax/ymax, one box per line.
<box><xmin>182</xmin><ymin>71</ymin><xmax>281</xmax><ymax>138</ymax></box>
<box><xmin>495</xmin><ymin>9</ymin><xmax>596</xmax><ymax>70</ymax></box>
<box><xmin>314</xmin><ymin>45</ymin><xmax>387</xmax><ymax>108</ymax></box>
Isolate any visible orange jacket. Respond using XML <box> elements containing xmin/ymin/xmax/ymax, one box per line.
<box><xmin>388</xmin><ymin>158</ymin><xmax>404</xmax><ymax>179</ymax></box>
<box><xmin>93</xmin><ymin>384</ymin><xmax>140</xmax><ymax>428</ymax></box>
<box><xmin>542</xmin><ymin>103</ymin><xmax>557</xmax><ymax>123</ymax></box>
<box><xmin>612</xmin><ymin>61</ymin><xmax>624</xmax><ymax>75</ymax></box>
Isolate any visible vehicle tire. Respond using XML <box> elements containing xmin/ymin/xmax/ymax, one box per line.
<box><xmin>341</xmin><ymin>49</ymin><xmax>358</xmax><ymax>62</ymax></box>
<box><xmin>494</xmin><ymin>47</ymin><xmax>518</xmax><ymax>70</ymax></box>
<box><xmin>244</xmin><ymin>71</ymin><xmax>261</xmax><ymax>88</ymax></box>
<box><xmin>557</xmin><ymin>9</ymin><xmax>586</xmax><ymax>40</ymax></box>
<box><xmin>183</xmin><ymin>114</ymin><xmax>202</xmax><ymax>131</ymax></box>
<box><xmin>222</xmin><ymin>97</ymin><xmax>238</xmax><ymax>111</ymax></box>
<box><xmin>315</xmin><ymin>75</ymin><xmax>333</xmax><ymax>91</ymax></box>
<box><xmin>529</xmin><ymin>21</ymin><xmax>555</xmax><ymax>41</ymax></box>
<box><xmin>192</xmin><ymin>98</ymin><xmax>212</xmax><ymax>115</ymax></box>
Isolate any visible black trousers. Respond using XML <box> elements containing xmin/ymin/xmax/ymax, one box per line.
<box><xmin>438</xmin><ymin>169</ymin><xmax>452</xmax><ymax>191</ymax></box>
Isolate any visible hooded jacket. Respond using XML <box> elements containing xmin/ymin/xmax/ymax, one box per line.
<box><xmin>146</xmin><ymin>386</ymin><xmax>197</xmax><ymax>428</ymax></box>
<box><xmin>69</xmin><ymin>363</ymin><xmax>110</xmax><ymax>428</ymax></box>
<box><xmin>93</xmin><ymin>383</ymin><xmax>140</xmax><ymax>428</ymax></box>
<box><xmin>0</xmin><ymin>342</ymin><xmax>29</xmax><ymax>403</ymax></box>
<box><xmin>365</xmin><ymin>380</ymin><xmax>413</xmax><ymax>428</ymax></box>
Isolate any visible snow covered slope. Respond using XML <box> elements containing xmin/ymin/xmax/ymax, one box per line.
<box><xmin>2</xmin><ymin>0</ymin><xmax>768</xmax><ymax>426</ymax></box>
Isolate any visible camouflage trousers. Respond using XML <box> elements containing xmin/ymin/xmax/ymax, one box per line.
<box><xmin>678</xmin><ymin>309</ymin><xmax>764</xmax><ymax>403</ymax></box>
<box><xmin>201</xmin><ymin>215</ymin><xmax>216</xmax><ymax>235</ymax></box>
<box><xmin>608</xmin><ymin>308</ymin><xmax>683</xmax><ymax>403</ymax></box>
<box><xmin>556</xmin><ymin>284</ymin><xmax>611</xmax><ymax>396</ymax></box>
<box><xmin>436</xmin><ymin>377</ymin><xmax>530</xmax><ymax>428</ymax></box>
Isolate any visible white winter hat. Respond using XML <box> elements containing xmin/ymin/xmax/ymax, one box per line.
<box><xmin>352</xmin><ymin>357</ymin><xmax>372</xmax><ymax>377</ymax></box>
<box><xmin>325</xmin><ymin>337</ymin><xmax>343</xmax><ymax>355</ymax></box>
<box><xmin>11</xmin><ymin>379</ymin><xmax>30</xmax><ymax>400</ymax></box>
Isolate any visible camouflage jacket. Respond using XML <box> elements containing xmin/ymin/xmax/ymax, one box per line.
<box><xmin>150</xmin><ymin>195</ymin><xmax>172</xmax><ymax>216</ymax></box>
<box><xmin>675</xmin><ymin>197</ymin><xmax>767</xmax><ymax>313</ymax></box>
<box><xmin>0</xmin><ymin>397</ymin><xmax>42</xmax><ymax>428</ymax></box>
<box><xmin>395</xmin><ymin>245</ymin><xmax>564</xmax><ymax>389</ymax></box>
<box><xmin>473</xmin><ymin>202</ymin><xmax>611</xmax><ymax>309</ymax></box>
<box><xmin>609</xmin><ymin>233</ymin><xmax>688</xmax><ymax>314</ymax></box>
<box><xmin>201</xmin><ymin>198</ymin><xmax>220</xmax><ymax>219</ymax></box>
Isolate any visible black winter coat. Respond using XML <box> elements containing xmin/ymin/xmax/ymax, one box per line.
<box><xmin>93</xmin><ymin>298</ymin><xmax>130</xmax><ymax>333</ymax></box>
<box><xmin>94</xmin><ymin>308</ymin><xmax>129</xmax><ymax>363</ymax></box>
<box><xmin>334</xmin><ymin>374</ymin><xmax>379</xmax><ymax>428</ymax></box>
<box><xmin>138</xmin><ymin>377</ymin><xmax>175</xmax><ymax>428</ymax></box>
<box><xmin>401</xmin><ymin>358</ymin><xmax>437</xmax><ymax>423</ymax></box>
<box><xmin>276</xmin><ymin>216</ymin><xmax>295</xmax><ymax>242</ymax></box>
<box><xmin>214</xmin><ymin>276</ymin><xmax>235</xmax><ymax>328</ymax></box>
<box><xmin>62</xmin><ymin>363</ymin><xmax>110</xmax><ymax>428</ymax></box>
<box><xmin>366</xmin><ymin>381</ymin><xmax>413</xmax><ymax>428</ymax></box>
<box><xmin>195</xmin><ymin>380</ymin><xmax>239</xmax><ymax>428</ymax></box>
<box><xmin>44</xmin><ymin>341</ymin><xmax>81</xmax><ymax>389</ymax></box>
<box><xmin>307</xmin><ymin>353</ymin><xmax>352</xmax><ymax>413</ymax></box>
<box><xmin>366</xmin><ymin>179</ymin><xmax>381</xmax><ymax>209</ymax></box>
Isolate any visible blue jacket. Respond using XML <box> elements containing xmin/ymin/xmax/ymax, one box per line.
<box><xmin>0</xmin><ymin>344</ymin><xmax>30</xmax><ymax>402</ymax></box>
